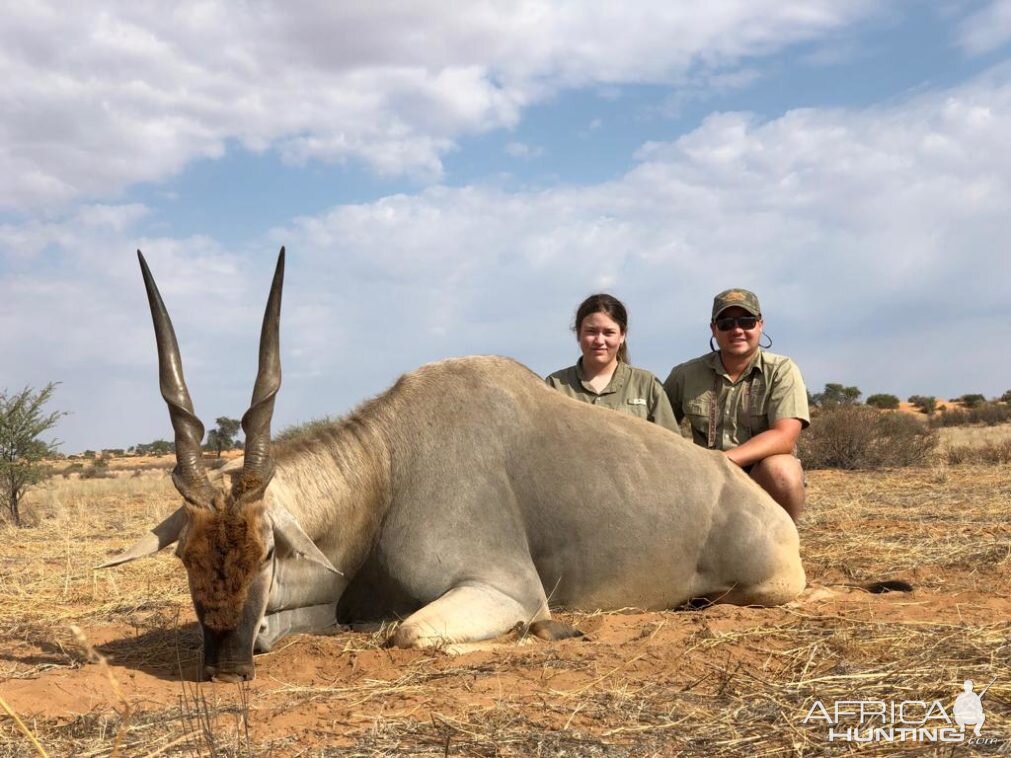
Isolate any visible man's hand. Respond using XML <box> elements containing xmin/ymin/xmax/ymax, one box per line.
<box><xmin>722</xmin><ymin>418</ymin><xmax>803</xmax><ymax>468</ymax></box>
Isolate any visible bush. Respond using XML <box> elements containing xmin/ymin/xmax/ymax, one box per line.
<box><xmin>133</xmin><ymin>439</ymin><xmax>173</xmax><ymax>456</ymax></box>
<box><xmin>1</xmin><ymin>383</ymin><xmax>65</xmax><ymax>526</ymax></box>
<box><xmin>60</xmin><ymin>462</ymin><xmax>85</xmax><ymax>479</ymax></box>
<box><xmin>907</xmin><ymin>395</ymin><xmax>937</xmax><ymax>414</ymax></box>
<box><xmin>799</xmin><ymin>405</ymin><xmax>938</xmax><ymax>470</ymax></box>
<box><xmin>865</xmin><ymin>393</ymin><xmax>900</xmax><ymax>410</ymax></box>
<box><xmin>811</xmin><ymin>383</ymin><xmax>862</xmax><ymax>408</ymax></box>
<box><xmin>80</xmin><ymin>456</ymin><xmax>111</xmax><ymax>480</ymax></box>
<box><xmin>944</xmin><ymin>441</ymin><xmax>1011</xmax><ymax>465</ymax></box>
<box><xmin>928</xmin><ymin>403</ymin><xmax>1011</xmax><ymax>428</ymax></box>
<box><xmin>956</xmin><ymin>394</ymin><xmax>986</xmax><ymax>409</ymax></box>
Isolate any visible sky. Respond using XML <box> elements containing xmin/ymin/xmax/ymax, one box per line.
<box><xmin>2</xmin><ymin>0</ymin><xmax>1011</xmax><ymax>453</ymax></box>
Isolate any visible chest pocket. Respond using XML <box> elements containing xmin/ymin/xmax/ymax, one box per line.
<box><xmin>742</xmin><ymin>376</ymin><xmax>770</xmax><ymax>434</ymax></box>
<box><xmin>684</xmin><ymin>396</ymin><xmax>712</xmax><ymax>444</ymax></box>
<box><xmin>685</xmin><ymin>397</ymin><xmax>710</xmax><ymax>417</ymax></box>
<box><xmin>624</xmin><ymin>397</ymin><xmax>649</xmax><ymax>419</ymax></box>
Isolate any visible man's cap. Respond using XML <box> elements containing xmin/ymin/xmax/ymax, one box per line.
<box><xmin>711</xmin><ymin>288</ymin><xmax>761</xmax><ymax>320</ymax></box>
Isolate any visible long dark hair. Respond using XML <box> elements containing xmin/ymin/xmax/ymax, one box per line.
<box><xmin>573</xmin><ymin>293</ymin><xmax>630</xmax><ymax>364</ymax></box>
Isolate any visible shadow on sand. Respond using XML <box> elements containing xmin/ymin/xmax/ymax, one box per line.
<box><xmin>94</xmin><ymin>623</ymin><xmax>204</xmax><ymax>682</ymax></box>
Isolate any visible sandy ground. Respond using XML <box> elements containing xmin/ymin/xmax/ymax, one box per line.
<box><xmin>1</xmin><ymin>463</ymin><xmax>1009</xmax><ymax>756</ymax></box>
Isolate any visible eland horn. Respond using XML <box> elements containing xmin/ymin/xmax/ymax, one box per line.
<box><xmin>137</xmin><ymin>250</ymin><xmax>215</xmax><ymax>509</ymax></box>
<box><xmin>235</xmin><ymin>248</ymin><xmax>285</xmax><ymax>502</ymax></box>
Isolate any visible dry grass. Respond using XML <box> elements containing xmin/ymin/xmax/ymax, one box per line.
<box><xmin>937</xmin><ymin>423</ymin><xmax>1011</xmax><ymax>449</ymax></box>
<box><xmin>938</xmin><ymin>424</ymin><xmax>1011</xmax><ymax>465</ymax></box>
<box><xmin>1</xmin><ymin>459</ymin><xmax>1009</xmax><ymax>756</ymax></box>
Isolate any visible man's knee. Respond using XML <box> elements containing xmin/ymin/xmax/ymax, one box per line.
<box><xmin>750</xmin><ymin>455</ymin><xmax>805</xmax><ymax>520</ymax></box>
<box><xmin>752</xmin><ymin>454</ymin><xmax>802</xmax><ymax>485</ymax></box>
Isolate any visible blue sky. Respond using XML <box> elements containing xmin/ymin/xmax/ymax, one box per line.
<box><xmin>2</xmin><ymin>0</ymin><xmax>1010</xmax><ymax>452</ymax></box>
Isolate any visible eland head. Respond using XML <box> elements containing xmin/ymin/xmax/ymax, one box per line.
<box><xmin>101</xmin><ymin>249</ymin><xmax>338</xmax><ymax>682</ymax></box>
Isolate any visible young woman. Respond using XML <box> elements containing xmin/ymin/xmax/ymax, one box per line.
<box><xmin>546</xmin><ymin>293</ymin><xmax>678</xmax><ymax>433</ymax></box>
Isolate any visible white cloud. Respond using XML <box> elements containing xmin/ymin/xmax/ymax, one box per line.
<box><xmin>0</xmin><ymin>208</ymin><xmax>278</xmax><ymax>451</ymax></box>
<box><xmin>6</xmin><ymin>64</ymin><xmax>1011</xmax><ymax>451</ymax></box>
<box><xmin>505</xmin><ymin>141</ymin><xmax>545</xmax><ymax>159</ymax></box>
<box><xmin>0</xmin><ymin>1</ymin><xmax>878</xmax><ymax>211</ymax></box>
<box><xmin>957</xmin><ymin>0</ymin><xmax>1011</xmax><ymax>55</ymax></box>
<box><xmin>275</xmin><ymin>64</ymin><xmax>1011</xmax><ymax>408</ymax></box>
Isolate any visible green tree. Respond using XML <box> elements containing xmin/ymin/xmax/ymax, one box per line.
<box><xmin>812</xmin><ymin>383</ymin><xmax>862</xmax><ymax>407</ymax></box>
<box><xmin>957</xmin><ymin>393</ymin><xmax>986</xmax><ymax>408</ymax></box>
<box><xmin>0</xmin><ymin>383</ymin><xmax>66</xmax><ymax>527</ymax></box>
<box><xmin>865</xmin><ymin>393</ymin><xmax>900</xmax><ymax>410</ymax></box>
<box><xmin>134</xmin><ymin>439</ymin><xmax>173</xmax><ymax>456</ymax></box>
<box><xmin>206</xmin><ymin>417</ymin><xmax>241</xmax><ymax>458</ymax></box>
<box><xmin>908</xmin><ymin>395</ymin><xmax>937</xmax><ymax>414</ymax></box>
<box><xmin>1001</xmin><ymin>389</ymin><xmax>1011</xmax><ymax>406</ymax></box>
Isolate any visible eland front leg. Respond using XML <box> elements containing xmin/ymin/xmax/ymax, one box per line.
<box><xmin>391</xmin><ymin>581</ymin><xmax>551</xmax><ymax>649</ymax></box>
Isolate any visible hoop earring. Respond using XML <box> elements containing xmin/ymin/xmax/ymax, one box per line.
<box><xmin>760</xmin><ymin>333</ymin><xmax>773</xmax><ymax>349</ymax></box>
<box><xmin>709</xmin><ymin>336</ymin><xmax>718</xmax><ymax>352</ymax></box>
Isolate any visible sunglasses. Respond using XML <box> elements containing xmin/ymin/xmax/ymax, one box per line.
<box><xmin>714</xmin><ymin>315</ymin><xmax>760</xmax><ymax>331</ymax></box>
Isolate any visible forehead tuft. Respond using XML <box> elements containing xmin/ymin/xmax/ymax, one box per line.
<box><xmin>182</xmin><ymin>507</ymin><xmax>268</xmax><ymax>630</ymax></box>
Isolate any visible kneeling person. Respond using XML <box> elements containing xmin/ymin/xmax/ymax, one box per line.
<box><xmin>664</xmin><ymin>289</ymin><xmax>809</xmax><ymax>521</ymax></box>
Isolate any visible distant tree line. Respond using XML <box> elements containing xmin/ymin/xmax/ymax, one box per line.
<box><xmin>128</xmin><ymin>417</ymin><xmax>242</xmax><ymax>458</ymax></box>
<box><xmin>809</xmin><ymin>384</ymin><xmax>1011</xmax><ymax>416</ymax></box>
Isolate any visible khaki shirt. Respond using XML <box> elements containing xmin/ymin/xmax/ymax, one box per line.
<box><xmin>546</xmin><ymin>360</ymin><xmax>680</xmax><ymax>434</ymax></box>
<box><xmin>663</xmin><ymin>351</ymin><xmax>809</xmax><ymax>450</ymax></box>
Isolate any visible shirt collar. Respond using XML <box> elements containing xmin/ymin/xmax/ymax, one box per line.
<box><xmin>707</xmin><ymin>349</ymin><xmax>763</xmax><ymax>381</ymax></box>
<box><xmin>576</xmin><ymin>358</ymin><xmax>630</xmax><ymax>395</ymax></box>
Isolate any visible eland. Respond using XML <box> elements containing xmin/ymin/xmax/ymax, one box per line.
<box><xmin>103</xmin><ymin>248</ymin><xmax>806</xmax><ymax>682</ymax></box>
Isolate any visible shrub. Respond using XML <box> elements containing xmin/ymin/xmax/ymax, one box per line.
<box><xmin>811</xmin><ymin>383</ymin><xmax>862</xmax><ymax>408</ymax></box>
<box><xmin>907</xmin><ymin>395</ymin><xmax>937</xmax><ymax>414</ymax></box>
<box><xmin>957</xmin><ymin>394</ymin><xmax>986</xmax><ymax>409</ymax></box>
<box><xmin>60</xmin><ymin>462</ymin><xmax>85</xmax><ymax>479</ymax></box>
<box><xmin>81</xmin><ymin>456</ymin><xmax>111</xmax><ymax>480</ymax></box>
<box><xmin>944</xmin><ymin>441</ymin><xmax>1011</xmax><ymax>465</ymax></box>
<box><xmin>928</xmin><ymin>403</ymin><xmax>1011</xmax><ymax>428</ymax></box>
<box><xmin>1</xmin><ymin>383</ymin><xmax>66</xmax><ymax>526</ymax></box>
<box><xmin>799</xmin><ymin>405</ymin><xmax>938</xmax><ymax>470</ymax></box>
<box><xmin>930</xmin><ymin>409</ymin><xmax>970</xmax><ymax>427</ymax></box>
<box><xmin>133</xmin><ymin>439</ymin><xmax>173</xmax><ymax>456</ymax></box>
<box><xmin>865</xmin><ymin>393</ymin><xmax>900</xmax><ymax>410</ymax></box>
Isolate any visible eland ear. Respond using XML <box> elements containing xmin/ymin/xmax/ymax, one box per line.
<box><xmin>97</xmin><ymin>507</ymin><xmax>187</xmax><ymax>568</ymax></box>
<box><xmin>272</xmin><ymin>508</ymin><xmax>342</xmax><ymax>576</ymax></box>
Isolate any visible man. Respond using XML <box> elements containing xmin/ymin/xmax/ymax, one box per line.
<box><xmin>664</xmin><ymin>289</ymin><xmax>809</xmax><ymax>521</ymax></box>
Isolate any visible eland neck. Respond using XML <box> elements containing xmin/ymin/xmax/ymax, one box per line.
<box><xmin>269</xmin><ymin>411</ymin><xmax>393</xmax><ymax>573</ymax></box>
